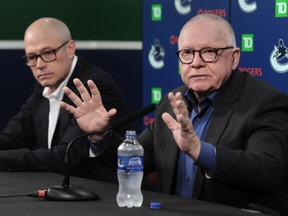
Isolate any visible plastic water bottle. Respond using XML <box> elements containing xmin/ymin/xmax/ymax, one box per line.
<box><xmin>116</xmin><ymin>130</ymin><xmax>144</xmax><ymax>208</ymax></box>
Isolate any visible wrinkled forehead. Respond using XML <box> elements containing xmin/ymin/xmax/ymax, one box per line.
<box><xmin>178</xmin><ymin>20</ymin><xmax>227</xmax><ymax>48</ymax></box>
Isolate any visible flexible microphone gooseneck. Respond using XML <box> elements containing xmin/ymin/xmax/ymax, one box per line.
<box><xmin>37</xmin><ymin>104</ymin><xmax>156</xmax><ymax>201</ymax></box>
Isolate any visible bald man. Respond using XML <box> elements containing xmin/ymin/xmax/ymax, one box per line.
<box><xmin>0</xmin><ymin>17</ymin><xmax>129</xmax><ymax>177</ymax></box>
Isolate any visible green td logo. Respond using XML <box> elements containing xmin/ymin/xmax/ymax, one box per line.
<box><xmin>152</xmin><ymin>4</ymin><xmax>162</xmax><ymax>21</ymax></box>
<box><xmin>275</xmin><ymin>0</ymin><xmax>288</xmax><ymax>17</ymax></box>
<box><xmin>151</xmin><ymin>87</ymin><xmax>162</xmax><ymax>104</ymax></box>
<box><xmin>242</xmin><ymin>34</ymin><xmax>254</xmax><ymax>52</ymax></box>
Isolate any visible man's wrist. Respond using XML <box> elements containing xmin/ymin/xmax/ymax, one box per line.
<box><xmin>88</xmin><ymin>130</ymin><xmax>108</xmax><ymax>143</ymax></box>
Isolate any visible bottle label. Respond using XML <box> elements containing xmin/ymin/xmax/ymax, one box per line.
<box><xmin>117</xmin><ymin>155</ymin><xmax>144</xmax><ymax>173</ymax></box>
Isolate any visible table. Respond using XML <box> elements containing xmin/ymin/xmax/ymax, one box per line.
<box><xmin>0</xmin><ymin>172</ymin><xmax>270</xmax><ymax>216</ymax></box>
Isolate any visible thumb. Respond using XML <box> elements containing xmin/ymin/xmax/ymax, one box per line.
<box><xmin>162</xmin><ymin>112</ymin><xmax>177</xmax><ymax>130</ymax></box>
<box><xmin>107</xmin><ymin>108</ymin><xmax>117</xmax><ymax>118</ymax></box>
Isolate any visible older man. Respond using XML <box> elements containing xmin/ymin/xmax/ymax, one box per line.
<box><xmin>61</xmin><ymin>14</ymin><xmax>288</xmax><ymax>215</ymax></box>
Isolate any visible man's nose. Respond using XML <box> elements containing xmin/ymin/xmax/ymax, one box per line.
<box><xmin>191</xmin><ymin>51</ymin><xmax>205</xmax><ymax>66</ymax></box>
<box><xmin>35</xmin><ymin>56</ymin><xmax>46</xmax><ymax>68</ymax></box>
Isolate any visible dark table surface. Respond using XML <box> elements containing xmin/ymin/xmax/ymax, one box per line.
<box><xmin>0</xmin><ymin>172</ymin><xmax>271</xmax><ymax>216</ymax></box>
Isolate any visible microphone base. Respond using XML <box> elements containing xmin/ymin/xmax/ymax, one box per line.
<box><xmin>45</xmin><ymin>185</ymin><xmax>100</xmax><ymax>201</ymax></box>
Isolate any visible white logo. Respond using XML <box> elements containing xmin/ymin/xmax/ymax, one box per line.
<box><xmin>174</xmin><ymin>0</ymin><xmax>192</xmax><ymax>15</ymax></box>
<box><xmin>148</xmin><ymin>39</ymin><xmax>165</xmax><ymax>69</ymax></box>
<box><xmin>270</xmin><ymin>39</ymin><xmax>288</xmax><ymax>74</ymax></box>
<box><xmin>238</xmin><ymin>0</ymin><xmax>257</xmax><ymax>13</ymax></box>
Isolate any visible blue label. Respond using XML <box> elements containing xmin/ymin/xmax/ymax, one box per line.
<box><xmin>117</xmin><ymin>155</ymin><xmax>144</xmax><ymax>173</ymax></box>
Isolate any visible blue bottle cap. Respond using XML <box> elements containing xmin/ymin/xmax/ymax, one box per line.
<box><xmin>150</xmin><ymin>202</ymin><xmax>162</xmax><ymax>209</ymax></box>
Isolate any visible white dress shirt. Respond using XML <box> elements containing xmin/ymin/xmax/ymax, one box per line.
<box><xmin>42</xmin><ymin>56</ymin><xmax>78</xmax><ymax>149</ymax></box>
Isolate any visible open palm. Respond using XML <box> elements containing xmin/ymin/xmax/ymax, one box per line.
<box><xmin>60</xmin><ymin>78</ymin><xmax>117</xmax><ymax>134</ymax></box>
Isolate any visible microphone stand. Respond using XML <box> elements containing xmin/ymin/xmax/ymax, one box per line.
<box><xmin>45</xmin><ymin>133</ymin><xmax>102</xmax><ymax>201</ymax></box>
<box><xmin>43</xmin><ymin>104</ymin><xmax>156</xmax><ymax>201</ymax></box>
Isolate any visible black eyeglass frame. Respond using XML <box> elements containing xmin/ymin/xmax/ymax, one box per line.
<box><xmin>175</xmin><ymin>46</ymin><xmax>234</xmax><ymax>64</ymax></box>
<box><xmin>23</xmin><ymin>40</ymin><xmax>70</xmax><ymax>67</ymax></box>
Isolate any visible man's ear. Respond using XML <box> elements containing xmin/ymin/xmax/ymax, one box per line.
<box><xmin>232</xmin><ymin>48</ymin><xmax>240</xmax><ymax>70</ymax></box>
<box><xmin>67</xmin><ymin>40</ymin><xmax>76</xmax><ymax>58</ymax></box>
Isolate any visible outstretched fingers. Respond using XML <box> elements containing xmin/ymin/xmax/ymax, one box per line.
<box><xmin>73</xmin><ymin>78</ymin><xmax>92</xmax><ymax>103</ymax></box>
<box><xmin>60</xmin><ymin>86</ymin><xmax>80</xmax><ymax>114</ymax></box>
<box><xmin>162</xmin><ymin>112</ymin><xmax>177</xmax><ymax>130</ymax></box>
<box><xmin>168</xmin><ymin>92</ymin><xmax>190</xmax><ymax>122</ymax></box>
<box><xmin>62</xmin><ymin>79</ymin><xmax>84</xmax><ymax>108</ymax></box>
<box><xmin>164</xmin><ymin>92</ymin><xmax>200</xmax><ymax>158</ymax></box>
<box><xmin>162</xmin><ymin>92</ymin><xmax>190</xmax><ymax>131</ymax></box>
<box><xmin>60</xmin><ymin>100</ymin><xmax>76</xmax><ymax>115</ymax></box>
<box><xmin>87</xmin><ymin>79</ymin><xmax>104</xmax><ymax>107</ymax></box>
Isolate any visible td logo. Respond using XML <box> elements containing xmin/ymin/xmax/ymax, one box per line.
<box><xmin>242</xmin><ymin>34</ymin><xmax>254</xmax><ymax>52</ymax></box>
<box><xmin>151</xmin><ymin>88</ymin><xmax>162</xmax><ymax>104</ymax></box>
<box><xmin>275</xmin><ymin>0</ymin><xmax>288</xmax><ymax>17</ymax></box>
<box><xmin>152</xmin><ymin>4</ymin><xmax>162</xmax><ymax>21</ymax></box>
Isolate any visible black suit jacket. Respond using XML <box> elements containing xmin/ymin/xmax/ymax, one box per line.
<box><xmin>0</xmin><ymin>56</ymin><xmax>129</xmax><ymax>174</ymax></box>
<box><xmin>135</xmin><ymin>70</ymin><xmax>288</xmax><ymax>215</ymax></box>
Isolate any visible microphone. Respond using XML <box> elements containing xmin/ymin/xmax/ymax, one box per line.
<box><xmin>108</xmin><ymin>103</ymin><xmax>156</xmax><ymax>130</ymax></box>
<box><xmin>37</xmin><ymin>104</ymin><xmax>156</xmax><ymax>201</ymax></box>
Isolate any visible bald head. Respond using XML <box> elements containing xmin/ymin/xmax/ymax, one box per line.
<box><xmin>24</xmin><ymin>17</ymin><xmax>71</xmax><ymax>44</ymax></box>
<box><xmin>23</xmin><ymin>17</ymin><xmax>76</xmax><ymax>93</ymax></box>
<box><xmin>179</xmin><ymin>14</ymin><xmax>236</xmax><ymax>47</ymax></box>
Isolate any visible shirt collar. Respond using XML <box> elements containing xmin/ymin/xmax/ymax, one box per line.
<box><xmin>184</xmin><ymin>89</ymin><xmax>218</xmax><ymax>112</ymax></box>
<box><xmin>42</xmin><ymin>55</ymin><xmax>78</xmax><ymax>100</ymax></box>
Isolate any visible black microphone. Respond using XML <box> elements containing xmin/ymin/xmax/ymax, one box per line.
<box><xmin>37</xmin><ymin>104</ymin><xmax>156</xmax><ymax>201</ymax></box>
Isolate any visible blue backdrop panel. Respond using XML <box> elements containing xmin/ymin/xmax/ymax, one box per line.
<box><xmin>231</xmin><ymin>0</ymin><xmax>288</xmax><ymax>93</ymax></box>
<box><xmin>143</xmin><ymin>0</ymin><xmax>230</xmax><ymax>128</ymax></box>
<box><xmin>143</xmin><ymin>0</ymin><xmax>288</xmax><ymax>129</ymax></box>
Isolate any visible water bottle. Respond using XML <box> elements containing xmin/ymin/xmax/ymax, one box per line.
<box><xmin>116</xmin><ymin>130</ymin><xmax>144</xmax><ymax>208</ymax></box>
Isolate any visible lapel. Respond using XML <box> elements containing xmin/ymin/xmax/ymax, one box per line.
<box><xmin>36</xmin><ymin>91</ymin><xmax>50</xmax><ymax>148</ymax></box>
<box><xmin>62</xmin><ymin>57</ymin><xmax>86</xmax><ymax>104</ymax></box>
<box><xmin>205</xmin><ymin>70</ymin><xmax>243</xmax><ymax>145</ymax></box>
<box><xmin>192</xmin><ymin>70</ymin><xmax>244</xmax><ymax>198</ymax></box>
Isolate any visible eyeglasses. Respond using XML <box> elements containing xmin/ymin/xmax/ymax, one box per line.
<box><xmin>23</xmin><ymin>40</ymin><xmax>70</xmax><ymax>67</ymax></box>
<box><xmin>175</xmin><ymin>46</ymin><xmax>234</xmax><ymax>64</ymax></box>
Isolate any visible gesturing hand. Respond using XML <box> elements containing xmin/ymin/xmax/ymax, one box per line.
<box><xmin>162</xmin><ymin>92</ymin><xmax>201</xmax><ymax>160</ymax></box>
<box><xmin>60</xmin><ymin>78</ymin><xmax>117</xmax><ymax>141</ymax></box>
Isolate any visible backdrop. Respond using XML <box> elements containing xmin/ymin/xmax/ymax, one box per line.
<box><xmin>143</xmin><ymin>0</ymin><xmax>288</xmax><ymax>128</ymax></box>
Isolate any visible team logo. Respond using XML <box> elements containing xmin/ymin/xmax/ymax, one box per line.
<box><xmin>270</xmin><ymin>39</ymin><xmax>288</xmax><ymax>74</ymax></box>
<box><xmin>118</xmin><ymin>158</ymin><xmax>125</xmax><ymax>168</ymax></box>
<box><xmin>238</xmin><ymin>0</ymin><xmax>257</xmax><ymax>13</ymax></box>
<box><xmin>148</xmin><ymin>39</ymin><xmax>165</xmax><ymax>69</ymax></box>
<box><xmin>174</xmin><ymin>0</ymin><xmax>192</xmax><ymax>15</ymax></box>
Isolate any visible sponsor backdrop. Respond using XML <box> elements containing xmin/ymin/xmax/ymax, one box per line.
<box><xmin>143</xmin><ymin>0</ymin><xmax>288</xmax><ymax>128</ymax></box>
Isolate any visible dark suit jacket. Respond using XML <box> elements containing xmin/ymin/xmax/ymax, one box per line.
<box><xmin>0</xmin><ymin>56</ymin><xmax>129</xmax><ymax>175</ymax></box>
<box><xmin>135</xmin><ymin>70</ymin><xmax>288</xmax><ymax>215</ymax></box>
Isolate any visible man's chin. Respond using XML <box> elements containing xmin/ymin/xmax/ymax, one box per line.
<box><xmin>38</xmin><ymin>81</ymin><xmax>53</xmax><ymax>88</ymax></box>
<box><xmin>189</xmin><ymin>85</ymin><xmax>211</xmax><ymax>93</ymax></box>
